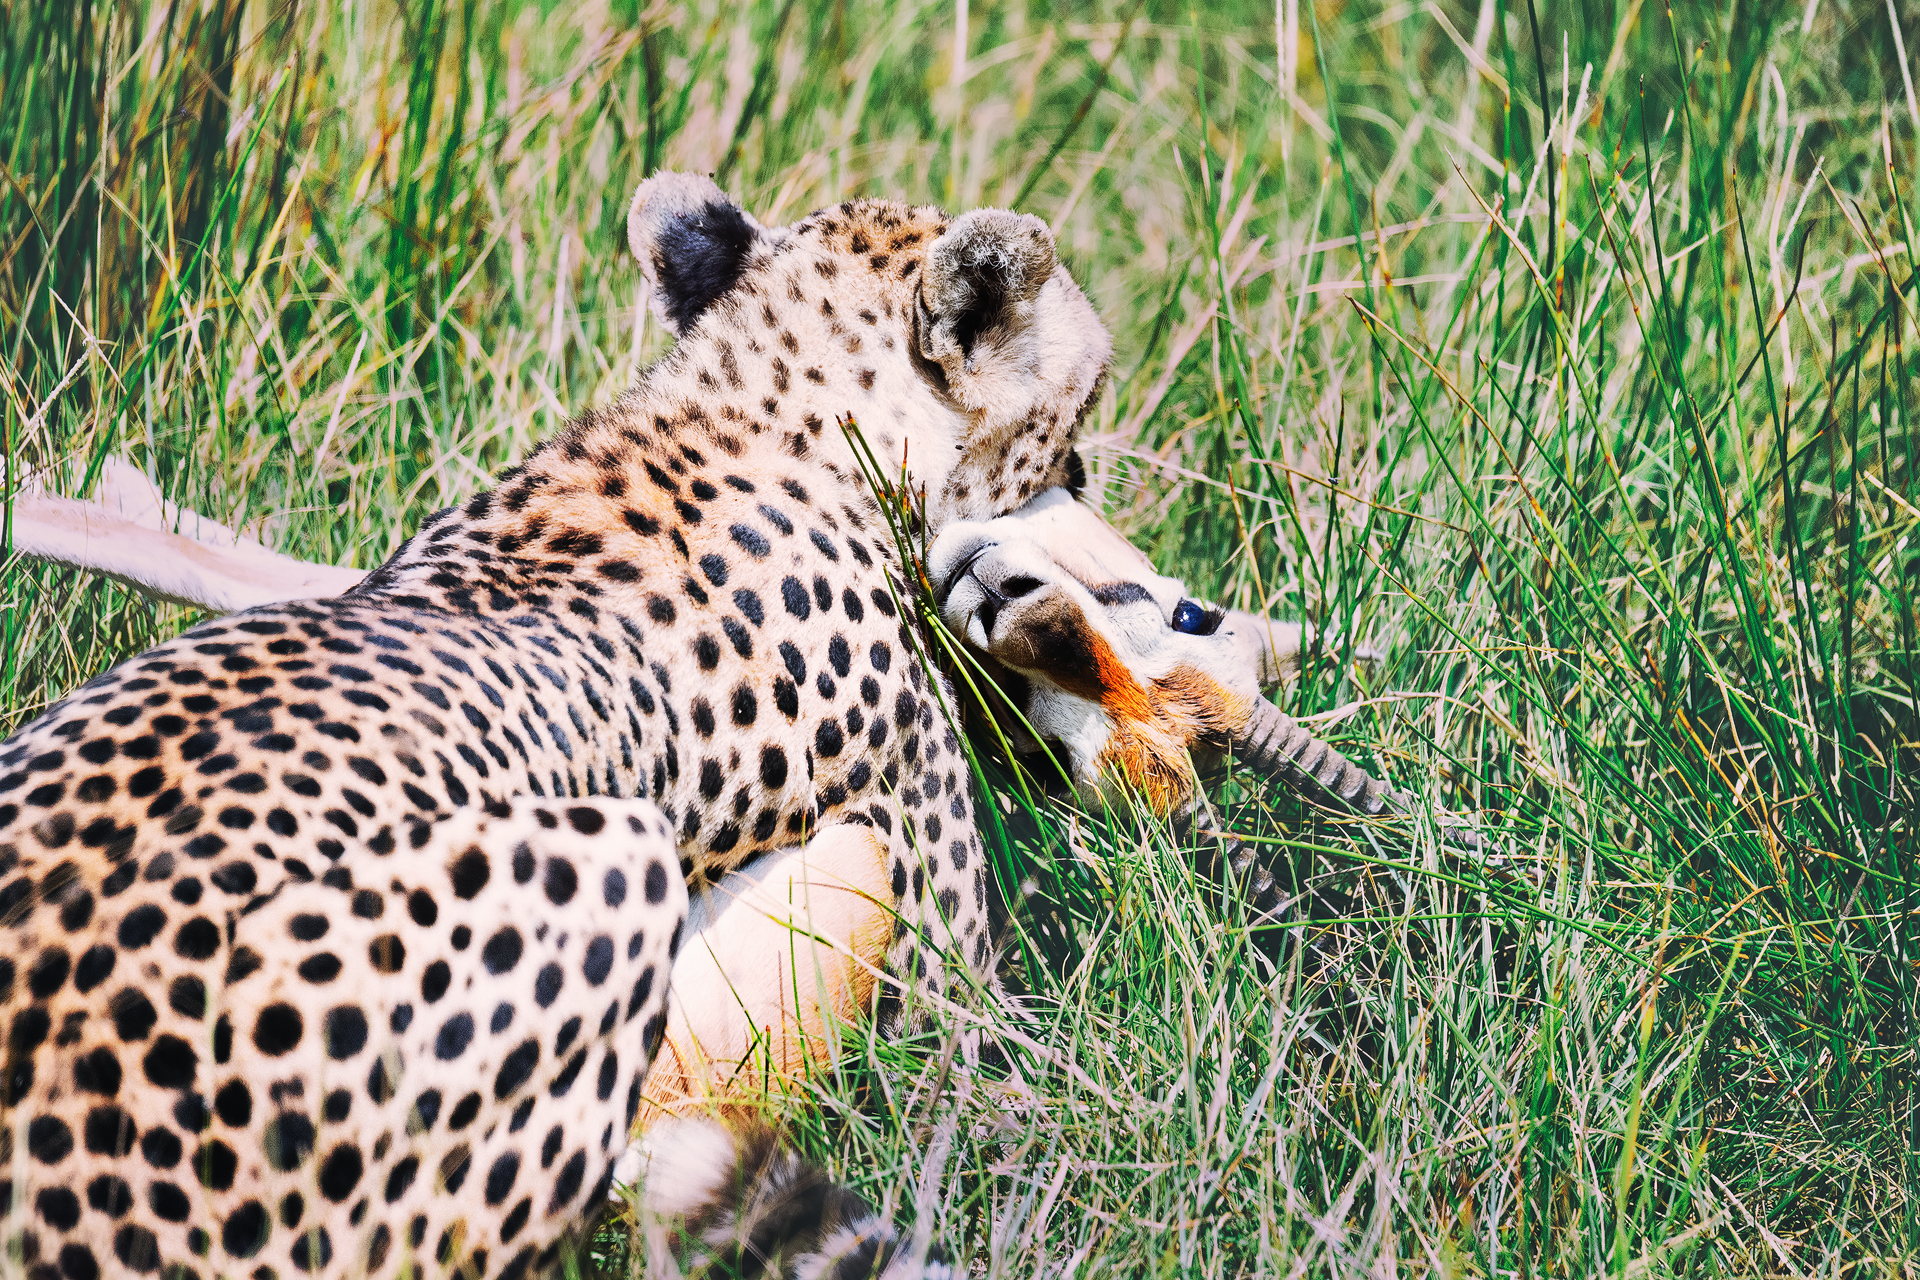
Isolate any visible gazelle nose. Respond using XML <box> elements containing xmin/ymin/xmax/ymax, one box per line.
<box><xmin>939</xmin><ymin>541</ymin><xmax>996</xmax><ymax>602</ymax></box>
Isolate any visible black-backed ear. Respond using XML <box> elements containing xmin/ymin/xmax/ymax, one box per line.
<box><xmin>627</xmin><ymin>172</ymin><xmax>772</xmax><ymax>336</ymax></box>
<box><xmin>1063</xmin><ymin>448</ymin><xmax>1088</xmax><ymax>497</ymax></box>
<box><xmin>915</xmin><ymin>209</ymin><xmax>1057</xmax><ymax>374</ymax></box>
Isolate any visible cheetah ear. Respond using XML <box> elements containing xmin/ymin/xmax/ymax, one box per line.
<box><xmin>627</xmin><ymin>172</ymin><xmax>774</xmax><ymax>336</ymax></box>
<box><xmin>915</xmin><ymin>209</ymin><xmax>1057</xmax><ymax>378</ymax></box>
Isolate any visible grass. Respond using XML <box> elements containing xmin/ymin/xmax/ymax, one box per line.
<box><xmin>4</xmin><ymin>0</ymin><xmax>1919</xmax><ymax>1274</ymax></box>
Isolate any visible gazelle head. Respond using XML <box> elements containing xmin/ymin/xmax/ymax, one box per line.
<box><xmin>929</xmin><ymin>488</ymin><xmax>1370</xmax><ymax>813</ymax></box>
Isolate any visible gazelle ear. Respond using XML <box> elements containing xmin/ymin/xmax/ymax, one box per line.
<box><xmin>1223</xmin><ymin>612</ymin><xmax>1385</xmax><ymax>686</ymax></box>
<box><xmin>1223</xmin><ymin>611</ymin><xmax>1309</xmax><ymax>686</ymax></box>
<box><xmin>627</xmin><ymin>172</ymin><xmax>774</xmax><ymax>336</ymax></box>
<box><xmin>915</xmin><ymin>209</ymin><xmax>1057</xmax><ymax>377</ymax></box>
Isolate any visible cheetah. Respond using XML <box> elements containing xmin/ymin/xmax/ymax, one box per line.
<box><xmin>0</xmin><ymin>170</ymin><xmax>1405</xmax><ymax>1280</ymax></box>
<box><xmin>0</xmin><ymin>170</ymin><xmax>1115</xmax><ymax>1280</ymax></box>
<box><xmin>3</xmin><ymin>468</ymin><xmax>1396</xmax><ymax>1280</ymax></box>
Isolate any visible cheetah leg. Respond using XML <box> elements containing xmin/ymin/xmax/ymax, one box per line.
<box><xmin>183</xmin><ymin>796</ymin><xmax>686</xmax><ymax>1280</ymax></box>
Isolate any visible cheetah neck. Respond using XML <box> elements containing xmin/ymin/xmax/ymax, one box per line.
<box><xmin>605</xmin><ymin>284</ymin><xmax>981</xmax><ymax>515</ymax></box>
<box><xmin>356</xmin><ymin>290</ymin><xmax>1039</xmax><ymax>637</ymax></box>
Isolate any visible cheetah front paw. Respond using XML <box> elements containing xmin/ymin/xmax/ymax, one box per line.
<box><xmin>624</xmin><ymin>1115</ymin><xmax>952</xmax><ymax>1280</ymax></box>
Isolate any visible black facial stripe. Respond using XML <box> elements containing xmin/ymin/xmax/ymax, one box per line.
<box><xmin>1088</xmin><ymin>582</ymin><xmax>1154</xmax><ymax>607</ymax></box>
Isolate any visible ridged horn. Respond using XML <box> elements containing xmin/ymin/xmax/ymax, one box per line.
<box><xmin>1232</xmin><ymin>698</ymin><xmax>1400</xmax><ymax>817</ymax></box>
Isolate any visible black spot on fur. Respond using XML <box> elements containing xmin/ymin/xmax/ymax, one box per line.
<box><xmin>83</xmin><ymin>1104</ymin><xmax>138</xmax><ymax>1155</ymax></box>
<box><xmin>583</xmin><ymin>936</ymin><xmax>614</xmax><ymax>985</ymax></box>
<box><xmin>318</xmin><ymin>1144</ymin><xmax>364</xmax><ymax>1202</ymax></box>
<box><xmin>324</xmin><ymin>1006</ymin><xmax>369</xmax><ymax>1059</ymax></box>
<box><xmin>116</xmin><ymin>1222</ymin><xmax>163</xmax><ymax>1269</ymax></box>
<box><xmin>435</xmin><ymin>1012</ymin><xmax>476</xmax><ymax>1060</ymax></box>
<box><xmin>141</xmin><ymin>1125</ymin><xmax>183</xmax><ymax>1168</ymax></box>
<box><xmin>142</xmin><ymin>1034</ymin><xmax>198</xmax><ymax>1088</ymax></box>
<box><xmin>449</xmin><ymin>848</ymin><xmax>489</xmax><ymax>898</ymax></box>
<box><xmin>117</xmin><ymin>904</ymin><xmax>166</xmax><ymax>949</ymax></box>
<box><xmin>482</xmin><ymin>927</ymin><xmax>524</xmax><ymax>974</ymax></box>
<box><xmin>214</xmin><ymin>1080</ymin><xmax>252</xmax><ymax>1127</ymax></box>
<box><xmin>493</xmin><ymin>1040</ymin><xmax>540</xmax><ymax>1100</ymax></box>
<box><xmin>252</xmin><ymin>1003</ymin><xmax>303</xmax><ymax>1056</ymax></box>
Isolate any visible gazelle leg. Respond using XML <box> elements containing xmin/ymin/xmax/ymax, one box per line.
<box><xmin>637</xmin><ymin>822</ymin><xmax>895</xmax><ymax>1128</ymax></box>
<box><xmin>612</xmin><ymin>825</ymin><xmax>931</xmax><ymax>1274</ymax></box>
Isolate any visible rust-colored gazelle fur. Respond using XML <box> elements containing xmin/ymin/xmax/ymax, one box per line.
<box><xmin>928</xmin><ymin>488</ymin><xmax>1401</xmax><ymax>816</ymax></box>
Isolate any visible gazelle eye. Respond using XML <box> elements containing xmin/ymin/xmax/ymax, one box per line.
<box><xmin>1171</xmin><ymin>600</ymin><xmax>1221</xmax><ymax>636</ymax></box>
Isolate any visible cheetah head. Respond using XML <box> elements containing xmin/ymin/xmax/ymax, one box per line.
<box><xmin>626</xmin><ymin>172</ymin><xmax>1111</xmax><ymax>528</ymax></box>
<box><xmin>929</xmin><ymin>489</ymin><xmax>1335</xmax><ymax>813</ymax></box>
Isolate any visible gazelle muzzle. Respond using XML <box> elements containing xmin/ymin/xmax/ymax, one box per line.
<box><xmin>929</xmin><ymin>488</ymin><xmax>1405</xmax><ymax>817</ymax></box>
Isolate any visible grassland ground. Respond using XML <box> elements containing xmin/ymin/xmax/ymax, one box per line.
<box><xmin>3</xmin><ymin>0</ymin><xmax>1917</xmax><ymax>1273</ymax></box>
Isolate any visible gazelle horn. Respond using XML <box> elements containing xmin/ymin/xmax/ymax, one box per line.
<box><xmin>1231</xmin><ymin>700</ymin><xmax>1488</xmax><ymax>852</ymax></box>
<box><xmin>1231</xmin><ymin>697</ymin><xmax>1401</xmax><ymax>817</ymax></box>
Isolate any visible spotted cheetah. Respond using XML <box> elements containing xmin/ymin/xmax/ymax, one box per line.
<box><xmin>3</xmin><ymin>465</ymin><xmax>1393</xmax><ymax>1280</ymax></box>
<box><xmin>0</xmin><ymin>171</ymin><xmax>1114</xmax><ymax>1280</ymax></box>
<box><xmin>1</xmin><ymin>167</ymin><xmax>1412</xmax><ymax>1280</ymax></box>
